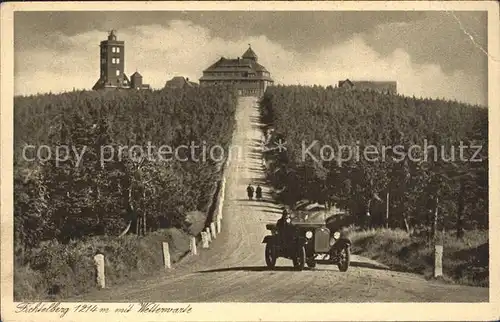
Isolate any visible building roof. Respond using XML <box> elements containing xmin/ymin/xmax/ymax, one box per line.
<box><xmin>200</xmin><ymin>46</ymin><xmax>273</xmax><ymax>82</ymax></box>
<box><xmin>201</xmin><ymin>62</ymin><xmax>272</xmax><ymax>81</ymax></box>
<box><xmin>199</xmin><ymin>75</ymin><xmax>274</xmax><ymax>82</ymax></box>
<box><xmin>131</xmin><ymin>71</ymin><xmax>142</xmax><ymax>78</ymax></box>
<box><xmin>338</xmin><ymin>79</ymin><xmax>354</xmax><ymax>87</ymax></box>
<box><xmin>203</xmin><ymin>56</ymin><xmax>269</xmax><ymax>71</ymax></box>
<box><xmin>108</xmin><ymin>30</ymin><xmax>117</xmax><ymax>41</ymax></box>
<box><xmin>338</xmin><ymin>79</ymin><xmax>397</xmax><ymax>92</ymax></box>
<box><xmin>165</xmin><ymin>76</ymin><xmax>198</xmax><ymax>88</ymax></box>
<box><xmin>242</xmin><ymin>46</ymin><xmax>258</xmax><ymax>60</ymax></box>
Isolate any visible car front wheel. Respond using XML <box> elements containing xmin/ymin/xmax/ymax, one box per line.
<box><xmin>337</xmin><ymin>245</ymin><xmax>350</xmax><ymax>272</ymax></box>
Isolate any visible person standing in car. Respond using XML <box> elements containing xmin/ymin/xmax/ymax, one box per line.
<box><xmin>276</xmin><ymin>208</ymin><xmax>293</xmax><ymax>250</ymax></box>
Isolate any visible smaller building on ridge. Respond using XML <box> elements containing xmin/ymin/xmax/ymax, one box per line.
<box><xmin>338</xmin><ymin>79</ymin><xmax>397</xmax><ymax>94</ymax></box>
<box><xmin>130</xmin><ymin>71</ymin><xmax>150</xmax><ymax>90</ymax></box>
<box><xmin>165</xmin><ymin>76</ymin><xmax>199</xmax><ymax>89</ymax></box>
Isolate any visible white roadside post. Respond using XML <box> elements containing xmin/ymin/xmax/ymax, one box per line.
<box><xmin>93</xmin><ymin>253</ymin><xmax>105</xmax><ymax>289</ymax></box>
<box><xmin>217</xmin><ymin>218</ymin><xmax>222</xmax><ymax>234</ymax></box>
<box><xmin>201</xmin><ymin>232</ymin><xmax>209</xmax><ymax>248</ymax></box>
<box><xmin>218</xmin><ymin>178</ymin><xmax>226</xmax><ymax>220</ymax></box>
<box><xmin>190</xmin><ymin>236</ymin><xmax>197</xmax><ymax>255</ymax></box>
<box><xmin>205</xmin><ymin>227</ymin><xmax>212</xmax><ymax>243</ymax></box>
<box><xmin>434</xmin><ymin>245</ymin><xmax>443</xmax><ymax>277</ymax></box>
<box><xmin>210</xmin><ymin>222</ymin><xmax>217</xmax><ymax>239</ymax></box>
<box><xmin>162</xmin><ymin>242</ymin><xmax>171</xmax><ymax>269</ymax></box>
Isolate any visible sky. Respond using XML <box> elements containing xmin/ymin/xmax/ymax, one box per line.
<box><xmin>14</xmin><ymin>11</ymin><xmax>488</xmax><ymax>106</ymax></box>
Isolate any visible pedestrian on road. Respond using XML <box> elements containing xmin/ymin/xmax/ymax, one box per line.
<box><xmin>255</xmin><ymin>185</ymin><xmax>262</xmax><ymax>200</ymax></box>
<box><xmin>247</xmin><ymin>184</ymin><xmax>254</xmax><ymax>200</ymax></box>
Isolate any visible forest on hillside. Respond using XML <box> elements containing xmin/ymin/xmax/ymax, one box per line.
<box><xmin>14</xmin><ymin>87</ymin><xmax>238</xmax><ymax>258</ymax></box>
<box><xmin>260</xmin><ymin>85</ymin><xmax>488</xmax><ymax>237</ymax></box>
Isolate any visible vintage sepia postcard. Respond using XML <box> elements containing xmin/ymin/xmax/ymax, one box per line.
<box><xmin>1</xmin><ymin>1</ymin><xmax>499</xmax><ymax>321</ymax></box>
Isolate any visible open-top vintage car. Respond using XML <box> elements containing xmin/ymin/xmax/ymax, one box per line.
<box><xmin>262</xmin><ymin>212</ymin><xmax>351</xmax><ymax>271</ymax></box>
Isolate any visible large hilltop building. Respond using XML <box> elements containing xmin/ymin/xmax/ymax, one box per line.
<box><xmin>92</xmin><ymin>30</ymin><xmax>150</xmax><ymax>91</ymax></box>
<box><xmin>338</xmin><ymin>79</ymin><xmax>397</xmax><ymax>94</ymax></box>
<box><xmin>199</xmin><ymin>46</ymin><xmax>273</xmax><ymax>96</ymax></box>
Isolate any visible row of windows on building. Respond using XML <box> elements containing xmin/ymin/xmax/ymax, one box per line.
<box><xmin>210</xmin><ymin>80</ymin><xmax>261</xmax><ymax>85</ymax></box>
<box><xmin>101</xmin><ymin>58</ymin><xmax>121</xmax><ymax>64</ymax></box>
<box><xmin>238</xmin><ymin>89</ymin><xmax>262</xmax><ymax>95</ymax></box>
<box><xmin>207</xmin><ymin>72</ymin><xmax>251</xmax><ymax>77</ymax></box>
<box><xmin>102</xmin><ymin>46</ymin><xmax>121</xmax><ymax>53</ymax></box>
<box><xmin>101</xmin><ymin>70</ymin><xmax>121</xmax><ymax>76</ymax></box>
<box><xmin>207</xmin><ymin>71</ymin><xmax>269</xmax><ymax>77</ymax></box>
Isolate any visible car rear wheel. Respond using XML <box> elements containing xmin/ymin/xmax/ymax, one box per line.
<box><xmin>265</xmin><ymin>243</ymin><xmax>276</xmax><ymax>268</ymax></box>
<box><xmin>337</xmin><ymin>245</ymin><xmax>350</xmax><ymax>272</ymax></box>
<box><xmin>292</xmin><ymin>246</ymin><xmax>306</xmax><ymax>271</ymax></box>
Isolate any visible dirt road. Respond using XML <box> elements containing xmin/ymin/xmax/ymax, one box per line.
<box><xmin>79</xmin><ymin>97</ymin><xmax>488</xmax><ymax>302</ymax></box>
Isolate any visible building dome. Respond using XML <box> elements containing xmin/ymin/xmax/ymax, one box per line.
<box><xmin>242</xmin><ymin>45</ymin><xmax>258</xmax><ymax>61</ymax></box>
<box><xmin>108</xmin><ymin>30</ymin><xmax>117</xmax><ymax>41</ymax></box>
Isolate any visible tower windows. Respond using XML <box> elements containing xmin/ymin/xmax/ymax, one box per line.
<box><xmin>116</xmin><ymin>70</ymin><xmax>120</xmax><ymax>76</ymax></box>
<box><xmin>116</xmin><ymin>47</ymin><xmax>120</xmax><ymax>53</ymax></box>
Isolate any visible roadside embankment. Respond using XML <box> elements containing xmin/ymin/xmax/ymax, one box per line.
<box><xmin>349</xmin><ymin>228</ymin><xmax>488</xmax><ymax>287</ymax></box>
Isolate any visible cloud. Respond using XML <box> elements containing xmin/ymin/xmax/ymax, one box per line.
<box><xmin>15</xmin><ymin>20</ymin><xmax>486</xmax><ymax>106</ymax></box>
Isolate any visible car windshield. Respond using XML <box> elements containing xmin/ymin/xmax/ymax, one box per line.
<box><xmin>290</xmin><ymin>211</ymin><xmax>327</xmax><ymax>224</ymax></box>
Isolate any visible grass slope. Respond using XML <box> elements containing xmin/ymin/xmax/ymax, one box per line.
<box><xmin>14</xmin><ymin>212</ymin><xmax>206</xmax><ymax>301</ymax></box>
<box><xmin>349</xmin><ymin>228</ymin><xmax>488</xmax><ymax>287</ymax></box>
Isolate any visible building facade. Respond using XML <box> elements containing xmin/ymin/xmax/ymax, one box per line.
<box><xmin>92</xmin><ymin>30</ymin><xmax>150</xmax><ymax>91</ymax></box>
<box><xmin>338</xmin><ymin>79</ymin><xmax>397</xmax><ymax>94</ymax></box>
<box><xmin>199</xmin><ymin>46</ymin><xmax>273</xmax><ymax>96</ymax></box>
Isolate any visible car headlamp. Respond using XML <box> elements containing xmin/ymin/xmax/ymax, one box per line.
<box><xmin>333</xmin><ymin>231</ymin><xmax>341</xmax><ymax>239</ymax></box>
<box><xmin>305</xmin><ymin>231</ymin><xmax>313</xmax><ymax>239</ymax></box>
<box><xmin>286</xmin><ymin>218</ymin><xmax>291</xmax><ymax>224</ymax></box>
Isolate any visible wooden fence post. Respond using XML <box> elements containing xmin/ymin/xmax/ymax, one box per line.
<box><xmin>93</xmin><ymin>253</ymin><xmax>105</xmax><ymax>289</ymax></box>
<box><xmin>434</xmin><ymin>245</ymin><xmax>443</xmax><ymax>277</ymax></box>
<box><xmin>190</xmin><ymin>236</ymin><xmax>197</xmax><ymax>255</ymax></box>
<box><xmin>162</xmin><ymin>242</ymin><xmax>171</xmax><ymax>269</ymax></box>
<box><xmin>201</xmin><ymin>232</ymin><xmax>209</xmax><ymax>248</ymax></box>
<box><xmin>210</xmin><ymin>222</ymin><xmax>217</xmax><ymax>239</ymax></box>
<box><xmin>205</xmin><ymin>227</ymin><xmax>212</xmax><ymax>242</ymax></box>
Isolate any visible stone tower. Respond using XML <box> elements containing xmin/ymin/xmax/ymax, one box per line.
<box><xmin>92</xmin><ymin>30</ymin><xmax>130</xmax><ymax>90</ymax></box>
